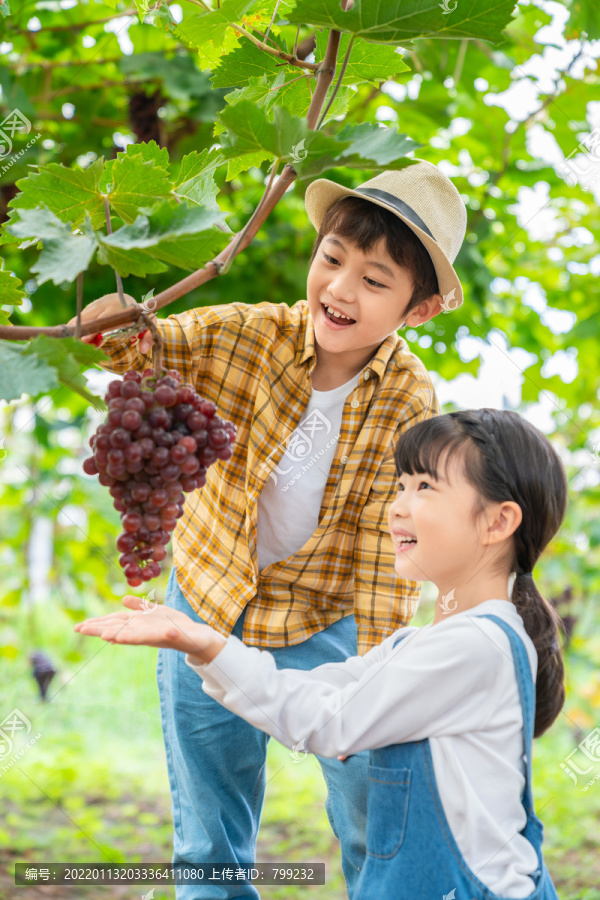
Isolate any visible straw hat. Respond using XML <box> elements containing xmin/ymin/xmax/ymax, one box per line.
<box><xmin>304</xmin><ymin>160</ymin><xmax>467</xmax><ymax>310</ymax></box>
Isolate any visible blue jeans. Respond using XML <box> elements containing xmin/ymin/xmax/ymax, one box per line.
<box><xmin>157</xmin><ymin>566</ymin><xmax>369</xmax><ymax>899</ymax></box>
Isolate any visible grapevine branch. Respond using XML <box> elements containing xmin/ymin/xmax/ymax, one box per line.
<box><xmin>0</xmin><ymin>13</ymin><xmax>346</xmax><ymax>344</ymax></box>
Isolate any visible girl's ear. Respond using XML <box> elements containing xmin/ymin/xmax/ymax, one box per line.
<box><xmin>483</xmin><ymin>500</ymin><xmax>522</xmax><ymax>546</ymax></box>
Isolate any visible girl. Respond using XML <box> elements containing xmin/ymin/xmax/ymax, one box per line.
<box><xmin>75</xmin><ymin>408</ymin><xmax>566</xmax><ymax>899</ymax></box>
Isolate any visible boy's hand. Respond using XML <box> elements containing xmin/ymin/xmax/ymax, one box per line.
<box><xmin>66</xmin><ymin>293</ymin><xmax>155</xmax><ymax>355</ymax></box>
<box><xmin>74</xmin><ymin>595</ymin><xmax>226</xmax><ymax>664</ymax></box>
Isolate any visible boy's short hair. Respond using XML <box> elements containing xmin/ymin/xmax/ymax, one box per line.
<box><xmin>309</xmin><ymin>195</ymin><xmax>439</xmax><ymax>316</ymax></box>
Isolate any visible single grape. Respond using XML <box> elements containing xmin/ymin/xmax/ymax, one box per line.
<box><xmin>155</xmin><ymin>385</ymin><xmax>177</xmax><ymax>407</ymax></box>
<box><xmin>107</xmin><ymin>449</ymin><xmax>125</xmax><ymax>466</ymax></box>
<box><xmin>125</xmin><ymin>397</ymin><xmax>146</xmax><ymax>414</ymax></box>
<box><xmin>174</xmin><ymin>403</ymin><xmax>194</xmax><ymax>422</ymax></box>
<box><xmin>123</xmin><ymin>371</ymin><xmax>142</xmax><ymax>383</ymax></box>
<box><xmin>116</xmin><ymin>532</ymin><xmax>136</xmax><ymax>552</ymax></box>
<box><xmin>122</xmin><ymin>512</ymin><xmax>143</xmax><ymax>533</ymax></box>
<box><xmin>82</xmin><ymin>457</ymin><xmax>98</xmax><ymax>475</ymax></box>
<box><xmin>121</xmin><ymin>381</ymin><xmax>141</xmax><ymax>399</ymax></box>
<box><xmin>109</xmin><ymin>428</ymin><xmax>131</xmax><ymax>449</ymax></box>
<box><xmin>122</xmin><ymin>410</ymin><xmax>143</xmax><ymax>431</ymax></box>
<box><xmin>150</xmin><ymin>488</ymin><xmax>168</xmax><ymax>508</ymax></box>
<box><xmin>107</xmin><ymin>409</ymin><xmax>123</xmax><ymax>428</ymax></box>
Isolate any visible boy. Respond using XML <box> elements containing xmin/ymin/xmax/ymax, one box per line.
<box><xmin>72</xmin><ymin>159</ymin><xmax>467</xmax><ymax>899</ymax></box>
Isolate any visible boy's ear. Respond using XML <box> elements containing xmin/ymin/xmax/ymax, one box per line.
<box><xmin>403</xmin><ymin>294</ymin><xmax>443</xmax><ymax>328</ymax></box>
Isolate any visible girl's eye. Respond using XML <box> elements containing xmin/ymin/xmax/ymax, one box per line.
<box><xmin>322</xmin><ymin>253</ymin><xmax>386</xmax><ymax>289</ymax></box>
<box><xmin>418</xmin><ymin>481</ymin><xmax>432</xmax><ymax>490</ymax></box>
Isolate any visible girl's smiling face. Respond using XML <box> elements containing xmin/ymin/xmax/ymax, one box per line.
<box><xmin>387</xmin><ymin>456</ymin><xmax>491</xmax><ymax>593</ymax></box>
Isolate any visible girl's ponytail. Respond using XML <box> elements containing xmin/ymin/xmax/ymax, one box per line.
<box><xmin>511</xmin><ymin>572</ymin><xmax>565</xmax><ymax>737</ymax></box>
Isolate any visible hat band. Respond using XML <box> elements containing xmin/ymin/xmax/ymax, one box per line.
<box><xmin>355</xmin><ymin>188</ymin><xmax>435</xmax><ymax>241</ymax></box>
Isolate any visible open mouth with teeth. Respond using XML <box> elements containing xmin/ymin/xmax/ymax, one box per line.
<box><xmin>321</xmin><ymin>303</ymin><xmax>356</xmax><ymax>326</ymax></box>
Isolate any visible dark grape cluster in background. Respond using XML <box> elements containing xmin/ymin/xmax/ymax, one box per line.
<box><xmin>83</xmin><ymin>368</ymin><xmax>236</xmax><ymax>587</ymax></box>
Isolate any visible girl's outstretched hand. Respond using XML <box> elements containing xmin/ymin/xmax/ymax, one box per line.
<box><xmin>74</xmin><ymin>595</ymin><xmax>226</xmax><ymax>664</ymax></box>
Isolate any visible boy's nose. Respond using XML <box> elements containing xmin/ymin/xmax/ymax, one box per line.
<box><xmin>329</xmin><ymin>273</ymin><xmax>357</xmax><ymax>303</ymax></box>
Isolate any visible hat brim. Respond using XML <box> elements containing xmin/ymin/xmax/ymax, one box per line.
<box><xmin>304</xmin><ymin>178</ymin><xmax>463</xmax><ymax>311</ymax></box>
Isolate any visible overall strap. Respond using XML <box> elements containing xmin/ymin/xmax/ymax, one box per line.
<box><xmin>478</xmin><ymin>614</ymin><xmax>537</xmax><ymax>813</ymax></box>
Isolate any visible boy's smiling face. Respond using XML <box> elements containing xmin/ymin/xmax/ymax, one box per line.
<box><xmin>307</xmin><ymin>233</ymin><xmax>441</xmax><ymax>377</ymax></box>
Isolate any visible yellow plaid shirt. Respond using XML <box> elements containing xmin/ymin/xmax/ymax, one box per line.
<box><xmin>100</xmin><ymin>300</ymin><xmax>439</xmax><ymax>653</ymax></box>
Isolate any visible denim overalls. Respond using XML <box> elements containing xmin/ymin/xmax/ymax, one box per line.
<box><xmin>354</xmin><ymin>614</ymin><xmax>560</xmax><ymax>900</ymax></box>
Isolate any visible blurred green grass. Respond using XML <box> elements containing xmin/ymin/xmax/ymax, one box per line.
<box><xmin>0</xmin><ymin>594</ymin><xmax>599</xmax><ymax>899</ymax></box>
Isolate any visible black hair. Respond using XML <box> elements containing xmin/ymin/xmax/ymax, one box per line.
<box><xmin>394</xmin><ymin>408</ymin><xmax>568</xmax><ymax>737</ymax></box>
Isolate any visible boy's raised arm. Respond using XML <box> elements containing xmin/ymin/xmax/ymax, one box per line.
<box><xmin>67</xmin><ymin>293</ymin><xmax>197</xmax><ymax>380</ymax></box>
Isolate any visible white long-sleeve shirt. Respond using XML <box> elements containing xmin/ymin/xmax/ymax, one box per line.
<box><xmin>186</xmin><ymin>599</ymin><xmax>541</xmax><ymax>898</ymax></box>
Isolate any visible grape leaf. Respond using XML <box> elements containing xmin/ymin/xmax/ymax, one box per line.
<box><xmin>10</xmin><ymin>158</ymin><xmax>105</xmax><ymax>229</ymax></box>
<box><xmin>98</xmin><ymin>202</ymin><xmax>231</xmax><ymax>272</ymax></box>
<box><xmin>0</xmin><ymin>0</ymin><xmax>10</xmax><ymax>17</ymax></box>
<box><xmin>336</xmin><ymin>122</ymin><xmax>422</xmax><ymax>167</ymax></box>
<box><xmin>175</xmin><ymin>0</ymin><xmax>258</xmax><ymax>50</ymax></box>
<box><xmin>218</xmin><ymin>101</ymin><xmax>347</xmax><ymax>165</ymax></box>
<box><xmin>314</xmin><ymin>31</ymin><xmax>409</xmax><ymax>85</ymax></box>
<box><xmin>22</xmin><ymin>336</ymin><xmax>108</xmax><ymax>410</ymax></box>
<box><xmin>0</xmin><ymin>341</ymin><xmax>59</xmax><ymax>402</ymax></box>
<box><xmin>102</xmin><ymin>152</ymin><xmax>172</xmax><ymax>224</ymax></box>
<box><xmin>6</xmin><ymin>206</ymin><xmax>96</xmax><ymax>285</ymax></box>
<box><xmin>209</xmin><ymin>34</ymin><xmax>281</xmax><ymax>89</ymax></box>
<box><xmin>285</xmin><ymin>0</ymin><xmax>517</xmax><ymax>44</ymax></box>
<box><xmin>0</xmin><ymin>262</ymin><xmax>25</xmax><ymax>306</ymax></box>
<box><xmin>172</xmin><ymin>148</ymin><xmax>227</xmax><ymax>211</ymax></box>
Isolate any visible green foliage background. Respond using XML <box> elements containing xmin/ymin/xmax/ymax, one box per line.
<box><xmin>0</xmin><ymin>0</ymin><xmax>600</xmax><ymax>896</ymax></box>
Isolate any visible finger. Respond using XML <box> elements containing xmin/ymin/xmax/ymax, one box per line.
<box><xmin>139</xmin><ymin>334</ymin><xmax>153</xmax><ymax>354</ymax></box>
<box><xmin>75</xmin><ymin>612</ymin><xmax>132</xmax><ymax>632</ymax></box>
<box><xmin>122</xmin><ymin>595</ymin><xmax>147</xmax><ymax>611</ymax></box>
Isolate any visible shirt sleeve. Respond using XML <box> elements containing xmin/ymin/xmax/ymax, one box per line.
<box><xmin>185</xmin><ymin>616</ymin><xmax>502</xmax><ymax>758</ymax></box>
<box><xmin>353</xmin><ymin>375</ymin><xmax>440</xmax><ymax>653</ymax></box>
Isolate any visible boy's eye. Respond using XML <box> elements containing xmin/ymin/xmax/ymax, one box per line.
<box><xmin>322</xmin><ymin>252</ymin><xmax>386</xmax><ymax>289</ymax></box>
<box><xmin>418</xmin><ymin>481</ymin><xmax>432</xmax><ymax>490</ymax></box>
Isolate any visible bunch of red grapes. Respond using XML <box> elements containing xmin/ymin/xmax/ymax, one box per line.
<box><xmin>83</xmin><ymin>368</ymin><xmax>236</xmax><ymax>587</ymax></box>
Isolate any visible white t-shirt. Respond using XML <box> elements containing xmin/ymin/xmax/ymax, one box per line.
<box><xmin>256</xmin><ymin>372</ymin><xmax>361</xmax><ymax>571</ymax></box>
<box><xmin>186</xmin><ymin>600</ymin><xmax>541</xmax><ymax>899</ymax></box>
